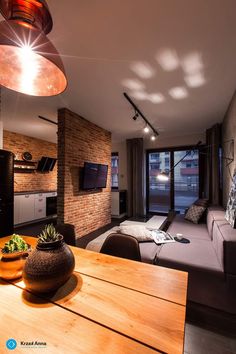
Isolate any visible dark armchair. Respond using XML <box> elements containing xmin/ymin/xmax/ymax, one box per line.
<box><xmin>55</xmin><ymin>223</ymin><xmax>76</xmax><ymax>246</ymax></box>
<box><xmin>100</xmin><ymin>233</ymin><xmax>141</xmax><ymax>262</ymax></box>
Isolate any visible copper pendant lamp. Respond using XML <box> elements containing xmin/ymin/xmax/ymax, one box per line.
<box><xmin>0</xmin><ymin>0</ymin><xmax>67</xmax><ymax>96</ymax></box>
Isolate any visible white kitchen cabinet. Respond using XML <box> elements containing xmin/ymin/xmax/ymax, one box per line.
<box><xmin>14</xmin><ymin>195</ymin><xmax>21</xmax><ymax>225</ymax></box>
<box><xmin>19</xmin><ymin>194</ymin><xmax>35</xmax><ymax>224</ymax></box>
<box><xmin>34</xmin><ymin>195</ymin><xmax>46</xmax><ymax>220</ymax></box>
<box><xmin>111</xmin><ymin>190</ymin><xmax>127</xmax><ymax>217</ymax></box>
<box><xmin>14</xmin><ymin>191</ymin><xmax>57</xmax><ymax>225</ymax></box>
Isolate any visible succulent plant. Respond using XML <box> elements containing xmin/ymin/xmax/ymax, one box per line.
<box><xmin>2</xmin><ymin>234</ymin><xmax>29</xmax><ymax>253</ymax></box>
<box><xmin>38</xmin><ymin>224</ymin><xmax>61</xmax><ymax>243</ymax></box>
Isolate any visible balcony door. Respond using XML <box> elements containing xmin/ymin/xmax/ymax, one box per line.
<box><xmin>174</xmin><ymin>150</ymin><xmax>199</xmax><ymax>214</ymax></box>
<box><xmin>146</xmin><ymin>147</ymin><xmax>200</xmax><ymax>214</ymax></box>
<box><xmin>147</xmin><ymin>151</ymin><xmax>171</xmax><ymax>213</ymax></box>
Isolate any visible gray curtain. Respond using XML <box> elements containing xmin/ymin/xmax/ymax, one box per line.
<box><xmin>204</xmin><ymin>123</ymin><xmax>221</xmax><ymax>205</ymax></box>
<box><xmin>127</xmin><ymin>138</ymin><xmax>144</xmax><ymax>217</ymax></box>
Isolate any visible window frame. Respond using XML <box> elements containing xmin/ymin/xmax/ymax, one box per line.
<box><xmin>146</xmin><ymin>145</ymin><xmax>204</xmax><ymax>215</ymax></box>
<box><xmin>111</xmin><ymin>152</ymin><xmax>119</xmax><ymax>190</ymax></box>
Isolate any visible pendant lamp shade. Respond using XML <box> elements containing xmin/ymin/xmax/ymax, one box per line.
<box><xmin>0</xmin><ymin>0</ymin><xmax>67</xmax><ymax>97</ymax></box>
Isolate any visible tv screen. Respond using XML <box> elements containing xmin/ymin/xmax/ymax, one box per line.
<box><xmin>37</xmin><ymin>157</ymin><xmax>57</xmax><ymax>172</ymax></box>
<box><xmin>83</xmin><ymin>162</ymin><xmax>108</xmax><ymax>190</ymax></box>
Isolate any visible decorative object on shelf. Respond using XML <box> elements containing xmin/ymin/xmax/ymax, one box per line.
<box><xmin>123</xmin><ymin>92</ymin><xmax>159</xmax><ymax>141</ymax></box>
<box><xmin>22</xmin><ymin>151</ymin><xmax>32</xmax><ymax>161</ymax></box>
<box><xmin>0</xmin><ymin>234</ymin><xmax>30</xmax><ymax>280</ymax></box>
<box><xmin>23</xmin><ymin>224</ymin><xmax>75</xmax><ymax>293</ymax></box>
<box><xmin>225</xmin><ymin>169</ymin><xmax>236</xmax><ymax>228</ymax></box>
<box><xmin>0</xmin><ymin>0</ymin><xmax>67</xmax><ymax>96</ymax></box>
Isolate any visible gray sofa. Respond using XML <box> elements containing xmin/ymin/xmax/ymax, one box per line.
<box><xmin>141</xmin><ymin>207</ymin><xmax>236</xmax><ymax>314</ymax></box>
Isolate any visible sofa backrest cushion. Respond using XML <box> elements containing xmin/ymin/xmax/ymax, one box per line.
<box><xmin>207</xmin><ymin>207</ymin><xmax>225</xmax><ymax>239</ymax></box>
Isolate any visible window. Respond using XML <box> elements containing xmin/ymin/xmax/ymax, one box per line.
<box><xmin>111</xmin><ymin>153</ymin><xmax>119</xmax><ymax>189</ymax></box>
<box><xmin>147</xmin><ymin>147</ymin><xmax>200</xmax><ymax>214</ymax></box>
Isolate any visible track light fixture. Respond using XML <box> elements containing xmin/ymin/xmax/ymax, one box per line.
<box><xmin>0</xmin><ymin>0</ymin><xmax>67</xmax><ymax>96</ymax></box>
<box><xmin>123</xmin><ymin>92</ymin><xmax>159</xmax><ymax>141</ymax></box>
<box><xmin>133</xmin><ymin>112</ymin><xmax>139</xmax><ymax>121</ymax></box>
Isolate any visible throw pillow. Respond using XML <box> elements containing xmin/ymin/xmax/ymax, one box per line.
<box><xmin>185</xmin><ymin>205</ymin><xmax>206</xmax><ymax>224</ymax></box>
<box><xmin>118</xmin><ymin>225</ymin><xmax>153</xmax><ymax>242</ymax></box>
<box><xmin>194</xmin><ymin>198</ymin><xmax>209</xmax><ymax>208</ymax></box>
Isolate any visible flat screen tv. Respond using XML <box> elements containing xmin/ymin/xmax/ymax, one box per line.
<box><xmin>37</xmin><ymin>157</ymin><xmax>57</xmax><ymax>172</ymax></box>
<box><xmin>82</xmin><ymin>162</ymin><xmax>108</xmax><ymax>190</ymax></box>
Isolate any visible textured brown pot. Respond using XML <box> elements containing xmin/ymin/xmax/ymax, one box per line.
<box><xmin>22</xmin><ymin>236</ymin><xmax>75</xmax><ymax>293</ymax></box>
<box><xmin>0</xmin><ymin>247</ymin><xmax>30</xmax><ymax>280</ymax></box>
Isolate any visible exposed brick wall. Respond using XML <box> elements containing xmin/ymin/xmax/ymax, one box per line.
<box><xmin>3</xmin><ymin>130</ymin><xmax>57</xmax><ymax>192</ymax></box>
<box><xmin>57</xmin><ymin>108</ymin><xmax>111</xmax><ymax>237</ymax></box>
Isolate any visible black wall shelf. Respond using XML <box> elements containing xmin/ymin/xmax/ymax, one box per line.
<box><xmin>14</xmin><ymin>160</ymin><xmax>38</xmax><ymax>173</ymax></box>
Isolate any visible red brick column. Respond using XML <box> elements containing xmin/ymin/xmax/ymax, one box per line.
<box><xmin>57</xmin><ymin>108</ymin><xmax>111</xmax><ymax>238</ymax></box>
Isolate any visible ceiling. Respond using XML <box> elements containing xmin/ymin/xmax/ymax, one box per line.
<box><xmin>1</xmin><ymin>0</ymin><xmax>236</xmax><ymax>143</ymax></box>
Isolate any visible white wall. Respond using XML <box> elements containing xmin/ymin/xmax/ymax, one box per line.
<box><xmin>144</xmin><ymin>132</ymin><xmax>205</xmax><ymax>150</ymax></box>
<box><xmin>112</xmin><ymin>141</ymin><xmax>128</xmax><ymax>190</ymax></box>
<box><xmin>222</xmin><ymin>91</ymin><xmax>236</xmax><ymax>207</ymax></box>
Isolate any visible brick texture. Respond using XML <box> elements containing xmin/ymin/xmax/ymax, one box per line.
<box><xmin>3</xmin><ymin>130</ymin><xmax>57</xmax><ymax>192</ymax></box>
<box><xmin>57</xmin><ymin>108</ymin><xmax>111</xmax><ymax>238</ymax></box>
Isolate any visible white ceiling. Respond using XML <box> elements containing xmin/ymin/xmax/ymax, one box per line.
<box><xmin>1</xmin><ymin>0</ymin><xmax>236</xmax><ymax>143</ymax></box>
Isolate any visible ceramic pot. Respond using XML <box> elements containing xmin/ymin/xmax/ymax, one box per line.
<box><xmin>0</xmin><ymin>247</ymin><xmax>30</xmax><ymax>280</ymax></box>
<box><xmin>22</xmin><ymin>235</ymin><xmax>75</xmax><ymax>293</ymax></box>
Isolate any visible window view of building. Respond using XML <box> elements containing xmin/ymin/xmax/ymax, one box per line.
<box><xmin>111</xmin><ymin>153</ymin><xmax>119</xmax><ymax>188</ymax></box>
<box><xmin>174</xmin><ymin>150</ymin><xmax>199</xmax><ymax>213</ymax></box>
<box><xmin>147</xmin><ymin>149</ymin><xmax>199</xmax><ymax>213</ymax></box>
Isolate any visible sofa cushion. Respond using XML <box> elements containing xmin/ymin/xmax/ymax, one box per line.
<box><xmin>185</xmin><ymin>205</ymin><xmax>206</xmax><ymax>224</ymax></box>
<box><xmin>167</xmin><ymin>214</ymin><xmax>210</xmax><ymax>241</ymax></box>
<box><xmin>139</xmin><ymin>242</ymin><xmax>160</xmax><ymax>264</ymax></box>
<box><xmin>212</xmin><ymin>220</ymin><xmax>236</xmax><ymax>274</ymax></box>
<box><xmin>207</xmin><ymin>206</ymin><xmax>225</xmax><ymax>239</ymax></box>
<box><xmin>157</xmin><ymin>238</ymin><xmax>223</xmax><ymax>275</ymax></box>
<box><xmin>118</xmin><ymin>225</ymin><xmax>153</xmax><ymax>242</ymax></box>
<box><xmin>194</xmin><ymin>198</ymin><xmax>209</xmax><ymax>207</ymax></box>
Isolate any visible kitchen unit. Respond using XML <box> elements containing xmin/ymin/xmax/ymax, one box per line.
<box><xmin>0</xmin><ymin>150</ymin><xmax>14</xmax><ymax>237</ymax></box>
<box><xmin>14</xmin><ymin>191</ymin><xmax>57</xmax><ymax>225</ymax></box>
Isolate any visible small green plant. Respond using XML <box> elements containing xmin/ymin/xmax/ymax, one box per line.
<box><xmin>2</xmin><ymin>234</ymin><xmax>29</xmax><ymax>253</ymax></box>
<box><xmin>38</xmin><ymin>224</ymin><xmax>61</xmax><ymax>243</ymax></box>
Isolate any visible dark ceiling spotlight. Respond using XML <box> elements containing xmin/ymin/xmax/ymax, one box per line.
<box><xmin>133</xmin><ymin>111</ymin><xmax>139</xmax><ymax>121</ymax></box>
<box><xmin>0</xmin><ymin>0</ymin><xmax>67</xmax><ymax>96</ymax></box>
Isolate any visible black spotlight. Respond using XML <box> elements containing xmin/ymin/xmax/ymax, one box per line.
<box><xmin>133</xmin><ymin>112</ymin><xmax>139</xmax><ymax>120</ymax></box>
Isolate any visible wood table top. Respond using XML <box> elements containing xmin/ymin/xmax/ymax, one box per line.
<box><xmin>0</xmin><ymin>236</ymin><xmax>188</xmax><ymax>354</ymax></box>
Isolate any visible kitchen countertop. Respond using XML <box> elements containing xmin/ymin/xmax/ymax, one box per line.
<box><xmin>14</xmin><ymin>190</ymin><xmax>57</xmax><ymax>195</ymax></box>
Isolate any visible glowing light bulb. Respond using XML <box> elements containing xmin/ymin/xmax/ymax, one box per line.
<box><xmin>19</xmin><ymin>45</ymin><xmax>40</xmax><ymax>95</ymax></box>
<box><xmin>151</xmin><ymin>135</ymin><xmax>156</xmax><ymax>141</ymax></box>
<box><xmin>144</xmin><ymin>125</ymin><xmax>150</xmax><ymax>133</ymax></box>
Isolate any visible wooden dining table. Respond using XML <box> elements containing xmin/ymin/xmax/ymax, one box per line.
<box><xmin>0</xmin><ymin>236</ymin><xmax>188</xmax><ymax>354</ymax></box>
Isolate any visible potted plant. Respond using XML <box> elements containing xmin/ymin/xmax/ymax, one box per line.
<box><xmin>0</xmin><ymin>234</ymin><xmax>30</xmax><ymax>280</ymax></box>
<box><xmin>23</xmin><ymin>224</ymin><xmax>75</xmax><ymax>293</ymax></box>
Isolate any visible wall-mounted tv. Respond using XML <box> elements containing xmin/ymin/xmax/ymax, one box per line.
<box><xmin>37</xmin><ymin>157</ymin><xmax>57</xmax><ymax>173</ymax></box>
<box><xmin>82</xmin><ymin>162</ymin><xmax>108</xmax><ymax>190</ymax></box>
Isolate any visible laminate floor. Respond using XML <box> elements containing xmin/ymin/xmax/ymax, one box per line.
<box><xmin>184</xmin><ymin>323</ymin><xmax>236</xmax><ymax>354</ymax></box>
